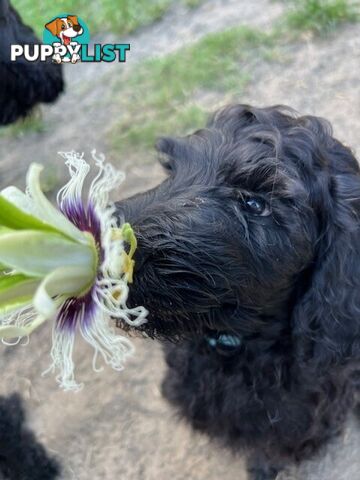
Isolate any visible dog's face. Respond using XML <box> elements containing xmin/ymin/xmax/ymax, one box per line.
<box><xmin>118</xmin><ymin>105</ymin><xmax>360</xmax><ymax>362</ymax></box>
<box><xmin>45</xmin><ymin>15</ymin><xmax>83</xmax><ymax>45</ymax></box>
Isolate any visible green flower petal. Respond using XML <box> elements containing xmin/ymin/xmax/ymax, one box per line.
<box><xmin>0</xmin><ymin>274</ymin><xmax>40</xmax><ymax>312</ymax></box>
<box><xmin>0</xmin><ymin>230</ymin><xmax>96</xmax><ymax>277</ymax></box>
<box><xmin>26</xmin><ymin>164</ymin><xmax>85</xmax><ymax>243</ymax></box>
<box><xmin>0</xmin><ymin>273</ymin><xmax>29</xmax><ymax>291</ymax></box>
<box><xmin>0</xmin><ymin>315</ymin><xmax>47</xmax><ymax>339</ymax></box>
<box><xmin>34</xmin><ymin>266</ymin><xmax>95</xmax><ymax>318</ymax></box>
<box><xmin>0</xmin><ymin>186</ymin><xmax>37</xmax><ymax>215</ymax></box>
<box><xmin>0</xmin><ymin>194</ymin><xmax>61</xmax><ymax>234</ymax></box>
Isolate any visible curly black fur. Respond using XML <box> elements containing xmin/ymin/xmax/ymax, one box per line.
<box><xmin>0</xmin><ymin>393</ymin><xmax>60</xmax><ymax>479</ymax></box>
<box><xmin>117</xmin><ymin>104</ymin><xmax>360</xmax><ymax>479</ymax></box>
<box><xmin>0</xmin><ymin>0</ymin><xmax>63</xmax><ymax>125</ymax></box>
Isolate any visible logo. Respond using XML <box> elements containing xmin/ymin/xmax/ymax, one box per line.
<box><xmin>11</xmin><ymin>13</ymin><xmax>130</xmax><ymax>64</ymax></box>
<box><xmin>43</xmin><ymin>14</ymin><xmax>89</xmax><ymax>63</ymax></box>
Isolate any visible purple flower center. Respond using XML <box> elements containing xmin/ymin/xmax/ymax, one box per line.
<box><xmin>57</xmin><ymin>287</ymin><xmax>97</xmax><ymax>332</ymax></box>
<box><xmin>56</xmin><ymin>199</ymin><xmax>103</xmax><ymax>332</ymax></box>
<box><xmin>60</xmin><ymin>200</ymin><xmax>102</xmax><ymax>247</ymax></box>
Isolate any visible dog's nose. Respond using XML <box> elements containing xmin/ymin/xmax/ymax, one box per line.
<box><xmin>73</xmin><ymin>24</ymin><xmax>81</xmax><ymax>32</ymax></box>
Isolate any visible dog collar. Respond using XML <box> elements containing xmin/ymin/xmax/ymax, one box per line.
<box><xmin>206</xmin><ymin>333</ymin><xmax>242</xmax><ymax>349</ymax></box>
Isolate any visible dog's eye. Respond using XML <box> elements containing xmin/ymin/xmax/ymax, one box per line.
<box><xmin>68</xmin><ymin>22</ymin><xmax>72</xmax><ymax>27</ymax></box>
<box><xmin>61</xmin><ymin>24</ymin><xmax>65</xmax><ymax>30</ymax></box>
<box><xmin>244</xmin><ymin>197</ymin><xmax>270</xmax><ymax>216</ymax></box>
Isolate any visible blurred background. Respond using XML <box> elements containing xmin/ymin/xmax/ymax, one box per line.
<box><xmin>0</xmin><ymin>1</ymin><xmax>359</xmax><ymax>479</ymax></box>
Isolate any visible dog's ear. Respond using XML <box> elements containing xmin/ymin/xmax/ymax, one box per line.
<box><xmin>45</xmin><ymin>18</ymin><xmax>61</xmax><ymax>37</ymax></box>
<box><xmin>292</xmin><ymin>127</ymin><xmax>360</xmax><ymax>368</ymax></box>
<box><xmin>67</xmin><ymin>15</ymin><xmax>79</xmax><ymax>26</ymax></box>
<box><xmin>156</xmin><ymin>136</ymin><xmax>202</xmax><ymax>173</ymax></box>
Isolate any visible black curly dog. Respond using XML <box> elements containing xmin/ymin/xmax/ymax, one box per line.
<box><xmin>0</xmin><ymin>394</ymin><xmax>60</xmax><ymax>479</ymax></box>
<box><xmin>118</xmin><ymin>105</ymin><xmax>360</xmax><ymax>479</ymax></box>
<box><xmin>0</xmin><ymin>0</ymin><xmax>63</xmax><ymax>125</ymax></box>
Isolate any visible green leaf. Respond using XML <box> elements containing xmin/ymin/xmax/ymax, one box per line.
<box><xmin>0</xmin><ymin>230</ymin><xmax>97</xmax><ymax>277</ymax></box>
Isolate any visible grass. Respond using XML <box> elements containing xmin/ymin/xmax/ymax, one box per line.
<box><xmin>0</xmin><ymin>110</ymin><xmax>46</xmax><ymax>139</ymax></box>
<box><xmin>282</xmin><ymin>0</ymin><xmax>359</xmax><ymax>35</ymax></box>
<box><xmin>110</xmin><ymin>27</ymin><xmax>274</xmax><ymax>154</ymax></box>
<box><xmin>11</xmin><ymin>0</ymin><xmax>173</xmax><ymax>36</ymax></box>
<box><xmin>11</xmin><ymin>0</ymin><xmax>205</xmax><ymax>37</ymax></box>
<box><xmin>8</xmin><ymin>0</ymin><xmax>359</xmax><ymax>156</ymax></box>
<box><xmin>183</xmin><ymin>0</ymin><xmax>205</xmax><ymax>8</ymax></box>
<box><xmin>109</xmin><ymin>0</ymin><xmax>360</xmax><ymax>155</ymax></box>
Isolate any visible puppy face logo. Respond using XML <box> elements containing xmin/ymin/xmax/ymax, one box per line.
<box><xmin>45</xmin><ymin>15</ymin><xmax>84</xmax><ymax>46</ymax></box>
<box><xmin>44</xmin><ymin>14</ymin><xmax>87</xmax><ymax>64</ymax></box>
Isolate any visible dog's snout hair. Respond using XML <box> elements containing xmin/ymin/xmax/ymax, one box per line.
<box><xmin>117</xmin><ymin>104</ymin><xmax>360</xmax><ymax>479</ymax></box>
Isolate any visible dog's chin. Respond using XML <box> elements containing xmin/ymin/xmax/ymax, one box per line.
<box><xmin>124</xmin><ymin>297</ymin><xmax>185</xmax><ymax>340</ymax></box>
<box><xmin>122</xmin><ymin>278</ymin><xmax>206</xmax><ymax>341</ymax></box>
<box><xmin>115</xmin><ymin>309</ymin><xmax>194</xmax><ymax>342</ymax></box>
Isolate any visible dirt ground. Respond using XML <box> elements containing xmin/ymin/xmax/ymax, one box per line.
<box><xmin>0</xmin><ymin>1</ymin><xmax>359</xmax><ymax>479</ymax></box>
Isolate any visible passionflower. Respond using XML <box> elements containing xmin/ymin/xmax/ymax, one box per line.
<box><xmin>0</xmin><ymin>151</ymin><xmax>147</xmax><ymax>391</ymax></box>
